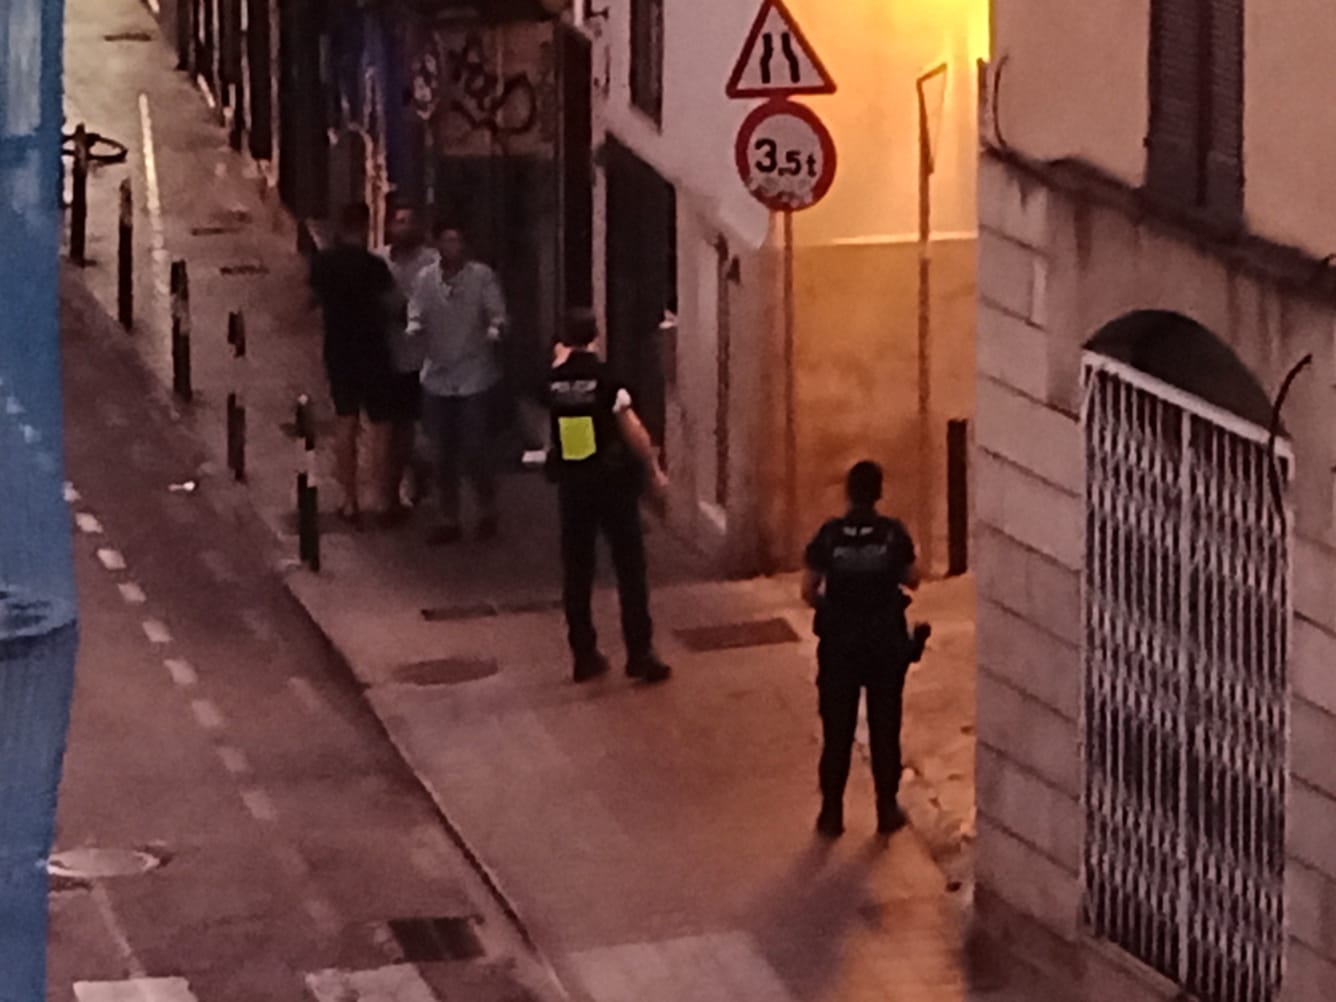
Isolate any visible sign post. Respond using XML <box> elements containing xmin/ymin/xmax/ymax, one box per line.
<box><xmin>728</xmin><ymin>0</ymin><xmax>836</xmax><ymax>562</ymax></box>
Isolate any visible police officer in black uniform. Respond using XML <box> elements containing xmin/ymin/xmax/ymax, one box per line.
<box><xmin>802</xmin><ymin>460</ymin><xmax>928</xmax><ymax>837</ymax></box>
<box><xmin>546</xmin><ymin>310</ymin><xmax>672</xmax><ymax>685</ymax></box>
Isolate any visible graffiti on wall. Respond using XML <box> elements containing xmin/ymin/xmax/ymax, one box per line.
<box><xmin>407</xmin><ymin>21</ymin><xmax>556</xmax><ymax>158</ymax></box>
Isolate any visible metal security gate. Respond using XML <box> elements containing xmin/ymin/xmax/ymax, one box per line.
<box><xmin>1082</xmin><ymin>354</ymin><xmax>1288</xmax><ymax>1002</ymax></box>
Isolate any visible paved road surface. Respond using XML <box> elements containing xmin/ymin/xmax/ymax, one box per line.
<box><xmin>49</xmin><ymin>274</ymin><xmax>565</xmax><ymax>1002</ymax></box>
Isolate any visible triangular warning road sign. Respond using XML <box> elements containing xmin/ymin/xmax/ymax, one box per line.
<box><xmin>726</xmin><ymin>0</ymin><xmax>836</xmax><ymax>99</ymax></box>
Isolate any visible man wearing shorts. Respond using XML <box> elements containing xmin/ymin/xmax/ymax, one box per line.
<box><xmin>308</xmin><ymin>202</ymin><xmax>396</xmax><ymax>527</ymax></box>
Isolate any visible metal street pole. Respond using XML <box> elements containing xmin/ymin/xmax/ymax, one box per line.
<box><xmin>916</xmin><ymin>63</ymin><xmax>947</xmax><ymax>574</ymax></box>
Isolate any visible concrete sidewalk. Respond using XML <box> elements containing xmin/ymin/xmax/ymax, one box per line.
<box><xmin>63</xmin><ymin>1</ymin><xmax>982</xmax><ymax>998</ymax></box>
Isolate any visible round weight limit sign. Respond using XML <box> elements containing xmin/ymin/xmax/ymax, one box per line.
<box><xmin>735</xmin><ymin>99</ymin><xmax>837</xmax><ymax>212</ymax></box>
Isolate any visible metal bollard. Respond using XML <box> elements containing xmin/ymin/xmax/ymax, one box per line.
<box><xmin>295</xmin><ymin>394</ymin><xmax>320</xmax><ymax>572</ymax></box>
<box><xmin>947</xmin><ymin>418</ymin><xmax>970</xmax><ymax>577</ymax></box>
<box><xmin>170</xmin><ymin>260</ymin><xmax>192</xmax><ymax>401</ymax></box>
<box><xmin>70</xmin><ymin>124</ymin><xmax>89</xmax><ymax>266</ymax></box>
<box><xmin>117</xmin><ymin>179</ymin><xmax>133</xmax><ymax>329</ymax></box>
<box><xmin>226</xmin><ymin>311</ymin><xmax>247</xmax><ymax>482</ymax></box>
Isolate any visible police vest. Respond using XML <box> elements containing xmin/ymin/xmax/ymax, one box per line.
<box><xmin>547</xmin><ymin>353</ymin><xmax>629</xmax><ymax>477</ymax></box>
<box><xmin>819</xmin><ymin>516</ymin><xmax>910</xmax><ymax>636</ymax></box>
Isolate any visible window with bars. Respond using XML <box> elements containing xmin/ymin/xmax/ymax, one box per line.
<box><xmin>1146</xmin><ymin>0</ymin><xmax>1244</xmax><ymax>223</ymax></box>
<box><xmin>1082</xmin><ymin>355</ymin><xmax>1287</xmax><ymax>1002</ymax></box>
<box><xmin>630</xmin><ymin>0</ymin><xmax>664</xmax><ymax>126</ymax></box>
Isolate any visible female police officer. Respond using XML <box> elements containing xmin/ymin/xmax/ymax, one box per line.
<box><xmin>802</xmin><ymin>460</ymin><xmax>923</xmax><ymax>838</ymax></box>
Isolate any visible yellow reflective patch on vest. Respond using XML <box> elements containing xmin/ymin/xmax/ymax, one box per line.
<box><xmin>558</xmin><ymin>416</ymin><xmax>597</xmax><ymax>462</ymax></box>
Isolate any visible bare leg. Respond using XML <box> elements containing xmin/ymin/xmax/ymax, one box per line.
<box><xmin>333</xmin><ymin>414</ymin><xmax>360</xmax><ymax>515</ymax></box>
<box><xmin>366</xmin><ymin>420</ymin><xmax>395</xmax><ymax>514</ymax></box>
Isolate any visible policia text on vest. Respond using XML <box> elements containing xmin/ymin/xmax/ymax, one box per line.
<box><xmin>545</xmin><ymin>311</ymin><xmax>672</xmax><ymax>685</ymax></box>
<box><xmin>802</xmin><ymin>461</ymin><xmax>931</xmax><ymax>839</ymax></box>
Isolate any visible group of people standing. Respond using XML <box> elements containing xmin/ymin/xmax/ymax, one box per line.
<box><xmin>310</xmin><ymin>200</ymin><xmax>931</xmax><ymax>839</ymax></box>
<box><xmin>309</xmin><ymin>201</ymin><xmax>505</xmax><ymax>541</ymax></box>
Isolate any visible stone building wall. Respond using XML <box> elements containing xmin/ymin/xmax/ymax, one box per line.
<box><xmin>974</xmin><ymin>148</ymin><xmax>1336</xmax><ymax>1001</ymax></box>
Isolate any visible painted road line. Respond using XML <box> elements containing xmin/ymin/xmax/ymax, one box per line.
<box><xmin>302</xmin><ymin>897</ymin><xmax>343</xmax><ymax>937</ymax></box>
<box><xmin>76</xmin><ymin>513</ymin><xmax>104</xmax><ymax>535</ymax></box>
<box><xmin>287</xmin><ymin>677</ymin><xmax>326</xmax><ymax>716</ymax></box>
<box><xmin>20</xmin><ymin>423</ymin><xmax>40</xmax><ymax>444</ymax></box>
<box><xmin>306</xmin><ymin>966</ymin><xmax>437</xmax><ymax>1002</ymax></box>
<box><xmin>141</xmin><ymin>619</ymin><xmax>173</xmax><ymax>645</ymax></box>
<box><xmin>75</xmin><ymin>977</ymin><xmax>196</xmax><ymax>1002</ymax></box>
<box><xmin>216</xmin><ymin>745</ymin><xmax>251</xmax><ymax>777</ymax></box>
<box><xmin>118</xmin><ymin>581</ymin><xmax>148</xmax><ymax>605</ymax></box>
<box><xmin>143</xmin><ymin>0</ymin><xmax>160</xmax><ymax>17</ymax></box>
<box><xmin>88</xmin><ymin>884</ymin><xmax>148</xmax><ymax>981</ymax></box>
<box><xmin>97</xmin><ymin>549</ymin><xmax>127</xmax><ymax>571</ymax></box>
<box><xmin>190</xmin><ymin>698</ymin><xmax>225</xmax><ymax>732</ymax></box>
<box><xmin>137</xmin><ymin>94</ymin><xmax>170</xmax><ymax>303</ymax></box>
<box><xmin>164</xmin><ymin>658</ymin><xmax>198</xmax><ymax>689</ymax></box>
<box><xmin>240</xmin><ymin>788</ymin><xmax>279</xmax><ymax>823</ymax></box>
<box><xmin>64</xmin><ymin>482</ymin><xmax>81</xmax><ymax>503</ymax></box>
<box><xmin>5</xmin><ymin>395</ymin><xmax>24</xmax><ymax>415</ymax></box>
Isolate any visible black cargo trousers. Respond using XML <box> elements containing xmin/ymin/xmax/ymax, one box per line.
<box><xmin>816</xmin><ymin>635</ymin><xmax>909</xmax><ymax>805</ymax></box>
<box><xmin>557</xmin><ymin>470</ymin><xmax>653</xmax><ymax>660</ymax></box>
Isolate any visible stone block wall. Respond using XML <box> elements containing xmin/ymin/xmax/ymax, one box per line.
<box><xmin>975</xmin><ymin>150</ymin><xmax>1336</xmax><ymax>1002</ymax></box>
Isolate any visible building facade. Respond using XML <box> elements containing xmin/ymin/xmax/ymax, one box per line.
<box><xmin>975</xmin><ymin>2</ymin><xmax>1336</xmax><ymax>1000</ymax></box>
<box><xmin>584</xmin><ymin>0</ymin><xmax>989</xmax><ymax>573</ymax></box>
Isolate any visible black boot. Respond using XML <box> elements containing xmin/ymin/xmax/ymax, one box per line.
<box><xmin>877</xmin><ymin>798</ymin><xmax>908</xmax><ymax>835</ymax></box>
<box><xmin>626</xmin><ymin>651</ymin><xmax>671</xmax><ymax>683</ymax></box>
<box><xmin>573</xmin><ymin>650</ymin><xmax>610</xmax><ymax>683</ymax></box>
<box><xmin>815</xmin><ymin>799</ymin><xmax>845</xmax><ymax>838</ymax></box>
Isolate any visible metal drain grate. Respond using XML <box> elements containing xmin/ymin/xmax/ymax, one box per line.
<box><xmin>388</xmin><ymin>916</ymin><xmax>485</xmax><ymax>962</ymax></box>
<box><xmin>104</xmin><ymin>31</ymin><xmax>153</xmax><ymax>42</ymax></box>
<box><xmin>190</xmin><ymin>225</ymin><xmax>241</xmax><ymax>237</ymax></box>
<box><xmin>674</xmin><ymin>617</ymin><xmax>800</xmax><ymax>653</ymax></box>
<box><xmin>392</xmin><ymin>658</ymin><xmax>498</xmax><ymax>686</ymax></box>
<box><xmin>220</xmin><ymin>262</ymin><xmax>269</xmax><ymax>277</ymax></box>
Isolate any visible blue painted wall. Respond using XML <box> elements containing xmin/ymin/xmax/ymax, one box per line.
<box><xmin>0</xmin><ymin>1</ymin><xmax>80</xmax><ymax>999</ymax></box>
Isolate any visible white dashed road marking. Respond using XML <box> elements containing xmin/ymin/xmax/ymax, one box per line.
<box><xmin>97</xmin><ymin>548</ymin><xmax>127</xmax><ymax>571</ymax></box>
<box><xmin>302</xmin><ymin>897</ymin><xmax>344</xmax><ymax>938</ymax></box>
<box><xmin>306</xmin><ymin>965</ymin><xmax>437</xmax><ymax>1002</ymax></box>
<box><xmin>217</xmin><ymin>746</ymin><xmax>251</xmax><ymax>777</ymax></box>
<box><xmin>141</xmin><ymin>619</ymin><xmax>173</xmax><ymax>645</ymax></box>
<box><xmin>64</xmin><ymin>482</ymin><xmax>81</xmax><ymax>503</ymax></box>
<box><xmin>274</xmin><ymin>845</ymin><xmax>310</xmax><ymax>879</ymax></box>
<box><xmin>138</xmin><ymin>94</ymin><xmax>170</xmax><ymax>303</ymax></box>
<box><xmin>76</xmin><ymin>513</ymin><xmax>105</xmax><ymax>535</ymax></box>
<box><xmin>164</xmin><ymin>658</ymin><xmax>198</xmax><ymax>689</ymax></box>
<box><xmin>241</xmin><ymin>607</ymin><xmax>277</xmax><ymax>642</ymax></box>
<box><xmin>190</xmin><ymin>699</ymin><xmax>225</xmax><ymax>731</ymax></box>
<box><xmin>117</xmin><ymin>581</ymin><xmax>148</xmax><ymax>605</ymax></box>
<box><xmin>75</xmin><ymin>977</ymin><xmax>196</xmax><ymax>1002</ymax></box>
<box><xmin>240</xmin><ymin>788</ymin><xmax>279</xmax><ymax>823</ymax></box>
<box><xmin>288</xmin><ymin>676</ymin><xmax>326</xmax><ymax>716</ymax></box>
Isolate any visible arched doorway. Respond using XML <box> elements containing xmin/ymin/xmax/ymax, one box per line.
<box><xmin>1080</xmin><ymin>311</ymin><xmax>1288</xmax><ymax>1002</ymax></box>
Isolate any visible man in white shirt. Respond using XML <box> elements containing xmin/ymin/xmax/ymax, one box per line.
<box><xmin>379</xmin><ymin>204</ymin><xmax>439</xmax><ymax>519</ymax></box>
<box><xmin>407</xmin><ymin>222</ymin><xmax>508</xmax><ymax>544</ymax></box>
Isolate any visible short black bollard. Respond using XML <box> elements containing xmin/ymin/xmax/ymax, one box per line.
<box><xmin>70</xmin><ymin>124</ymin><xmax>89</xmax><ymax>266</ymax></box>
<box><xmin>170</xmin><ymin>260</ymin><xmax>192</xmax><ymax>402</ymax></box>
<box><xmin>226</xmin><ymin>311</ymin><xmax>247</xmax><ymax>482</ymax></box>
<box><xmin>947</xmin><ymin>418</ymin><xmax>970</xmax><ymax>577</ymax></box>
<box><xmin>295</xmin><ymin>394</ymin><xmax>320</xmax><ymax>572</ymax></box>
<box><xmin>117</xmin><ymin>179</ymin><xmax>133</xmax><ymax>329</ymax></box>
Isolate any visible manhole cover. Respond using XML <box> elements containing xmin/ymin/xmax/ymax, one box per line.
<box><xmin>392</xmin><ymin>658</ymin><xmax>498</xmax><ymax>686</ymax></box>
<box><xmin>104</xmin><ymin>31</ymin><xmax>153</xmax><ymax>42</ymax></box>
<box><xmin>48</xmin><ymin>848</ymin><xmax>164</xmax><ymax>881</ymax></box>
<box><xmin>220</xmin><ymin>263</ymin><xmax>269</xmax><ymax>277</ymax></box>
<box><xmin>675</xmin><ymin>617</ymin><xmax>800</xmax><ymax>653</ymax></box>
<box><xmin>388</xmin><ymin>916</ymin><xmax>485</xmax><ymax>962</ymax></box>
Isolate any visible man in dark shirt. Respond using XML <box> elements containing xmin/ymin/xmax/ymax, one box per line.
<box><xmin>545</xmin><ymin>310</ymin><xmax>671</xmax><ymax>685</ymax></box>
<box><xmin>308</xmin><ymin>202</ymin><xmax>397</xmax><ymax>527</ymax></box>
<box><xmin>802</xmin><ymin>461</ymin><xmax>922</xmax><ymax>838</ymax></box>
